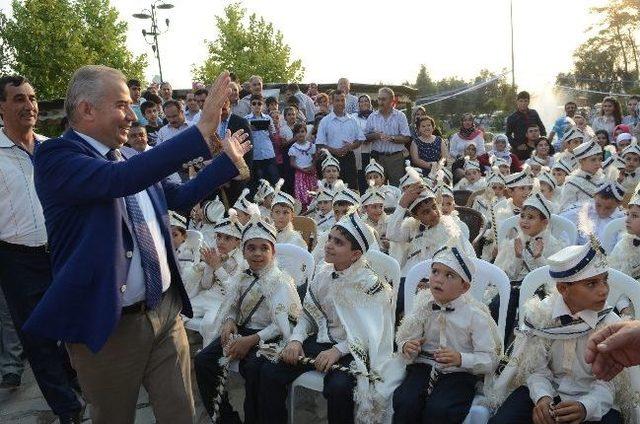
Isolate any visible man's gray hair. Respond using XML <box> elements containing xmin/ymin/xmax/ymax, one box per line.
<box><xmin>64</xmin><ymin>65</ymin><xmax>126</xmax><ymax>123</ymax></box>
<box><xmin>378</xmin><ymin>87</ymin><xmax>395</xmax><ymax>99</ymax></box>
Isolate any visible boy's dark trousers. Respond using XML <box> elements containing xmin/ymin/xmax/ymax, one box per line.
<box><xmin>489</xmin><ymin>385</ymin><xmax>622</xmax><ymax>424</ymax></box>
<box><xmin>193</xmin><ymin>327</ymin><xmax>269</xmax><ymax>424</ymax></box>
<box><xmin>393</xmin><ymin>363</ymin><xmax>476</xmax><ymax>424</ymax></box>
<box><xmin>259</xmin><ymin>338</ymin><xmax>356</xmax><ymax>424</ymax></box>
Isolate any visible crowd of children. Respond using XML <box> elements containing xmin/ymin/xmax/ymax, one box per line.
<box><xmin>164</xmin><ymin>118</ymin><xmax>640</xmax><ymax>423</ymax></box>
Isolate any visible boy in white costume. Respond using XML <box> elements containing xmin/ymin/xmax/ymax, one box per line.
<box><xmin>551</xmin><ymin>156</ymin><xmax>575</xmax><ymax>187</ymax></box>
<box><xmin>365</xmin><ymin>157</ymin><xmax>401</xmax><ymax>211</ymax></box>
<box><xmin>193</xmin><ymin>215</ymin><xmax>301</xmax><ymax>423</ymax></box>
<box><xmin>538</xmin><ymin>170</ymin><xmax>560</xmax><ymax>214</ymax></box>
<box><xmin>558</xmin><ymin>140</ymin><xmax>606</xmax><ymax>213</ymax></box>
<box><xmin>310</xmin><ymin>183</ymin><xmax>337</xmax><ymax>233</ymax></box>
<box><xmin>319</xmin><ymin>149</ymin><xmax>345</xmax><ymax>190</ymax></box>
<box><xmin>231</xmin><ymin>188</ymin><xmax>261</xmax><ymax>225</ymax></box>
<box><xmin>271</xmin><ymin>188</ymin><xmax>307</xmax><ymax>249</ymax></box>
<box><xmin>361</xmin><ymin>183</ymin><xmax>390</xmax><ymax>253</ymax></box>
<box><xmin>489</xmin><ymin>239</ymin><xmax>624</xmax><ymax>424</ymax></box>
<box><xmin>618</xmin><ymin>142</ymin><xmax>640</xmax><ymax>193</ymax></box>
<box><xmin>393</xmin><ymin>245</ymin><xmax>501</xmax><ymax>424</ymax></box>
<box><xmin>439</xmin><ymin>184</ymin><xmax>470</xmax><ymax>240</ymax></box>
<box><xmin>453</xmin><ymin>159</ymin><xmax>487</xmax><ymax>192</ymax></box>
<box><xmin>258</xmin><ymin>212</ymin><xmax>404</xmax><ymax>424</ymax></box>
<box><xmin>494</xmin><ymin>171</ymin><xmax>534</xmax><ymax>229</ymax></box>
<box><xmin>253</xmin><ymin>178</ymin><xmax>276</xmax><ymax>219</ymax></box>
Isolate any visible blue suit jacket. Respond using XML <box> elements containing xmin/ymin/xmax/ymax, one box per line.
<box><xmin>24</xmin><ymin>126</ymin><xmax>239</xmax><ymax>352</ymax></box>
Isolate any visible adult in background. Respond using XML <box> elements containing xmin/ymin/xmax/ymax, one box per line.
<box><xmin>159</xmin><ymin>81</ymin><xmax>173</xmax><ymax>103</ymax></box>
<box><xmin>25</xmin><ymin>66</ymin><xmax>250</xmax><ymax>423</ymax></box>
<box><xmin>365</xmin><ymin>87</ymin><xmax>412</xmax><ymax>186</ymax></box>
<box><xmin>592</xmin><ymin>96</ymin><xmax>622</xmax><ymax>141</ymax></box>
<box><xmin>229</xmin><ymin>82</ymin><xmax>251</xmax><ymax>117</ymax></box>
<box><xmin>157</xmin><ymin>100</ymin><xmax>190</xmax><ymax>144</ymax></box>
<box><xmin>352</xmin><ymin>94</ymin><xmax>374</xmax><ymax>192</ymax></box>
<box><xmin>410</xmin><ymin>115</ymin><xmax>448</xmax><ymax>174</ymax></box>
<box><xmin>449</xmin><ymin>113</ymin><xmax>485</xmax><ymax>159</ymax></box>
<box><xmin>586</xmin><ymin>320</ymin><xmax>640</xmax><ymax>381</ymax></box>
<box><xmin>315</xmin><ymin>90</ymin><xmax>365</xmax><ymax>190</ymax></box>
<box><xmin>127</xmin><ymin>79</ymin><xmax>146</xmax><ymax>124</ymax></box>
<box><xmin>285</xmin><ymin>83</ymin><xmax>316</xmax><ymax>124</ymax></box>
<box><xmin>505</xmin><ymin>91</ymin><xmax>546</xmax><ymax>161</ymax></box>
<box><xmin>0</xmin><ymin>75</ymin><xmax>83</xmax><ymax>422</ymax></box>
<box><xmin>547</xmin><ymin>101</ymin><xmax>577</xmax><ymax>150</ymax></box>
<box><xmin>184</xmin><ymin>92</ymin><xmax>200</xmax><ymax>123</ymax></box>
<box><xmin>337</xmin><ymin>77</ymin><xmax>359</xmax><ymax>114</ymax></box>
<box><xmin>622</xmin><ymin>95</ymin><xmax>639</xmax><ymax>127</ymax></box>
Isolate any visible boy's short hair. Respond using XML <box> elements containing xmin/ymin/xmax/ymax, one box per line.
<box><xmin>194</xmin><ymin>88</ymin><xmax>209</xmax><ymax>97</ymax></box>
<box><xmin>292</xmin><ymin>122</ymin><xmax>306</xmax><ymax>134</ymax></box>
<box><xmin>142</xmin><ymin>92</ymin><xmax>162</xmax><ymax>105</ymax></box>
<box><xmin>250</xmin><ymin>93</ymin><xmax>264</xmax><ymax>102</ymax></box>
<box><xmin>127</xmin><ymin>79</ymin><xmax>141</xmax><ymax>88</ymax></box>
<box><xmin>333</xmin><ymin>225</ymin><xmax>362</xmax><ymax>253</ymax></box>
<box><xmin>265</xmin><ymin>96</ymin><xmax>278</xmax><ymax>106</ymax></box>
<box><xmin>521</xmin><ymin>205</ymin><xmax>547</xmax><ymax>220</ymax></box>
<box><xmin>162</xmin><ymin>99</ymin><xmax>182</xmax><ymax>111</ymax></box>
<box><xmin>172</xmin><ymin>226</ymin><xmax>187</xmax><ymax>236</ymax></box>
<box><xmin>141</xmin><ymin>101</ymin><xmax>157</xmax><ymax>115</ymax></box>
<box><xmin>526</xmin><ymin>123</ymin><xmax>539</xmax><ymax>130</ymax></box>
<box><xmin>516</xmin><ymin>91</ymin><xmax>530</xmax><ymax>100</ymax></box>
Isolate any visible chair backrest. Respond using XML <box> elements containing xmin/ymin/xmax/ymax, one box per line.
<box><xmin>293</xmin><ymin>216</ymin><xmax>318</xmax><ymax>252</ymax></box>
<box><xmin>455</xmin><ymin>206</ymin><xmax>485</xmax><ymax>242</ymax></box>
<box><xmin>275</xmin><ymin>243</ymin><xmax>314</xmax><ymax>287</ymax></box>
<box><xmin>405</xmin><ymin>259</ymin><xmax>510</xmax><ymax>344</ymax></box>
<box><xmin>365</xmin><ymin>250</ymin><xmax>401</xmax><ymax>314</ymax></box>
<box><xmin>497</xmin><ymin>214</ymin><xmax>577</xmax><ymax>246</ymax></box>
<box><xmin>454</xmin><ymin>190</ymin><xmax>473</xmax><ymax>207</ymax></box>
<box><xmin>602</xmin><ymin>217</ymin><xmax>625</xmax><ymax>253</ymax></box>
<box><xmin>518</xmin><ymin>266</ymin><xmax>640</xmax><ymax>327</ymax></box>
<box><xmin>466</xmin><ymin>188</ymin><xmax>485</xmax><ymax>207</ymax></box>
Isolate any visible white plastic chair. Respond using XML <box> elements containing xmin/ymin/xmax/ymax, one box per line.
<box><xmin>519</xmin><ymin>266</ymin><xmax>640</xmax><ymax>327</ymax></box>
<box><xmin>275</xmin><ymin>243</ymin><xmax>314</xmax><ymax>288</ymax></box>
<box><xmin>404</xmin><ymin>259</ymin><xmax>511</xmax><ymax>424</ymax></box>
<box><xmin>497</xmin><ymin>214</ymin><xmax>577</xmax><ymax>246</ymax></box>
<box><xmin>602</xmin><ymin>217</ymin><xmax>625</xmax><ymax>253</ymax></box>
<box><xmin>287</xmin><ymin>251</ymin><xmax>401</xmax><ymax>423</ymax></box>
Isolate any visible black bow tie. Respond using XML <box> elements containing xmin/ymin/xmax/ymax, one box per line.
<box><xmin>584</xmin><ymin>174</ymin><xmax>592</xmax><ymax>181</ymax></box>
<box><xmin>512</xmin><ymin>208</ymin><xmax>521</xmax><ymax>215</ymax></box>
<box><xmin>244</xmin><ymin>268</ymin><xmax>258</xmax><ymax>278</ymax></box>
<box><xmin>634</xmin><ymin>238</ymin><xmax>640</xmax><ymax>247</ymax></box>
<box><xmin>418</xmin><ymin>224</ymin><xmax>426</xmax><ymax>232</ymax></box>
<box><xmin>625</xmin><ymin>171</ymin><xmax>637</xmax><ymax>178</ymax></box>
<box><xmin>332</xmin><ymin>271</ymin><xmax>341</xmax><ymax>279</ymax></box>
<box><xmin>558</xmin><ymin>314</ymin><xmax>575</xmax><ymax>326</ymax></box>
<box><xmin>432</xmin><ymin>304</ymin><xmax>454</xmax><ymax>312</ymax></box>
<box><xmin>325</xmin><ymin>181</ymin><xmax>331</xmax><ymax>188</ymax></box>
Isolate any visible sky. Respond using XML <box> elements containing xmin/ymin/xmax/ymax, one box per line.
<box><xmin>0</xmin><ymin>0</ymin><xmax>607</xmax><ymax>93</ymax></box>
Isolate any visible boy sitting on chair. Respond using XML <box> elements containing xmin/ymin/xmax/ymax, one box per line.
<box><xmin>558</xmin><ymin>140</ymin><xmax>605</xmax><ymax>213</ymax></box>
<box><xmin>453</xmin><ymin>159</ymin><xmax>487</xmax><ymax>192</ymax></box>
<box><xmin>494</xmin><ymin>171</ymin><xmax>534</xmax><ymax>225</ymax></box>
<box><xmin>194</xmin><ymin>215</ymin><xmax>301</xmax><ymax>423</ymax></box>
<box><xmin>271</xmin><ymin>187</ymin><xmax>307</xmax><ymax>249</ymax></box>
<box><xmin>362</xmin><ymin>183</ymin><xmax>390</xmax><ymax>253</ymax></box>
<box><xmin>253</xmin><ymin>178</ymin><xmax>276</xmax><ymax>219</ymax></box>
<box><xmin>489</xmin><ymin>238</ymin><xmax>623</xmax><ymax>424</ymax></box>
<box><xmin>365</xmin><ymin>157</ymin><xmax>402</xmax><ymax>210</ymax></box>
<box><xmin>393</xmin><ymin>245</ymin><xmax>501</xmax><ymax>424</ymax></box>
<box><xmin>259</xmin><ymin>212</ymin><xmax>403</xmax><ymax>424</ymax></box>
<box><xmin>311</xmin><ymin>183</ymin><xmax>336</xmax><ymax>233</ymax></box>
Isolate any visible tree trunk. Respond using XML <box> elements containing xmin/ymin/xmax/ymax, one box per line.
<box><xmin>615</xmin><ymin>24</ymin><xmax>630</xmax><ymax>74</ymax></box>
<box><xmin>627</xmin><ymin>28</ymin><xmax>639</xmax><ymax>76</ymax></box>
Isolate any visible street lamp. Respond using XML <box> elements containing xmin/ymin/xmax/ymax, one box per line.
<box><xmin>133</xmin><ymin>1</ymin><xmax>175</xmax><ymax>83</ymax></box>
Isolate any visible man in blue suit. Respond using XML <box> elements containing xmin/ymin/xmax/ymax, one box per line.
<box><xmin>25</xmin><ymin>65</ymin><xmax>250</xmax><ymax>423</ymax></box>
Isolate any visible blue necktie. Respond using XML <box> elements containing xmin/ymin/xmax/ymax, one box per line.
<box><xmin>107</xmin><ymin>149</ymin><xmax>163</xmax><ymax>309</ymax></box>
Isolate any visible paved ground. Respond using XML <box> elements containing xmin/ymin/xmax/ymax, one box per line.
<box><xmin>0</xmin><ymin>331</ymin><xmax>327</xmax><ymax>423</ymax></box>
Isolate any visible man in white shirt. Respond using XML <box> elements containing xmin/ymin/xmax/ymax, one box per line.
<box><xmin>160</xmin><ymin>81</ymin><xmax>173</xmax><ymax>103</ymax></box>
<box><xmin>183</xmin><ymin>92</ymin><xmax>200</xmax><ymax>123</ymax></box>
<box><xmin>0</xmin><ymin>75</ymin><xmax>82</xmax><ymax>422</ymax></box>
<box><xmin>338</xmin><ymin>77</ymin><xmax>359</xmax><ymax>115</ymax></box>
<box><xmin>157</xmin><ymin>99</ymin><xmax>190</xmax><ymax>144</ymax></box>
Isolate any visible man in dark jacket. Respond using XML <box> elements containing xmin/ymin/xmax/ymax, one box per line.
<box><xmin>505</xmin><ymin>91</ymin><xmax>546</xmax><ymax>160</ymax></box>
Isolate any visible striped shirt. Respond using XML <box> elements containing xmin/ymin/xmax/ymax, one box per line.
<box><xmin>364</xmin><ymin>109</ymin><xmax>411</xmax><ymax>153</ymax></box>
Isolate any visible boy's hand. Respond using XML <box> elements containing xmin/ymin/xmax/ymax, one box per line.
<box><xmin>314</xmin><ymin>347</ymin><xmax>342</xmax><ymax>373</ymax></box>
<box><xmin>399</xmin><ymin>183</ymin><xmax>423</xmax><ymax>208</ymax></box>
<box><xmin>402</xmin><ymin>338</ymin><xmax>425</xmax><ymax>360</ymax></box>
<box><xmin>532</xmin><ymin>396</ymin><xmax>555</xmax><ymax>424</ymax></box>
<box><xmin>553</xmin><ymin>401</ymin><xmax>586</xmax><ymax>423</ymax></box>
<box><xmin>226</xmin><ymin>334</ymin><xmax>259</xmax><ymax>360</ymax></box>
<box><xmin>282</xmin><ymin>341</ymin><xmax>304</xmax><ymax>365</ymax></box>
<box><xmin>532</xmin><ymin>238</ymin><xmax>544</xmax><ymax>258</ymax></box>
<box><xmin>435</xmin><ymin>347</ymin><xmax>462</xmax><ymax>367</ymax></box>
<box><xmin>200</xmin><ymin>246</ymin><xmax>223</xmax><ymax>269</ymax></box>
<box><xmin>221</xmin><ymin>320</ymin><xmax>238</xmax><ymax>346</ymax></box>
<box><xmin>514</xmin><ymin>237</ymin><xmax>523</xmax><ymax>258</ymax></box>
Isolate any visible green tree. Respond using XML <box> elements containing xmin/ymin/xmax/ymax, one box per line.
<box><xmin>194</xmin><ymin>2</ymin><xmax>304</xmax><ymax>84</ymax></box>
<box><xmin>0</xmin><ymin>0</ymin><xmax>147</xmax><ymax>100</ymax></box>
<box><xmin>415</xmin><ymin>64</ymin><xmax>436</xmax><ymax>97</ymax></box>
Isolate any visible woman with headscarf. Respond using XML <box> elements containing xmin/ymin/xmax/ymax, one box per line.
<box><xmin>449</xmin><ymin>113</ymin><xmax>486</xmax><ymax>158</ymax></box>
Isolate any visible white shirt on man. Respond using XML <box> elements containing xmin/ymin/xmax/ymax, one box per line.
<box><xmin>364</xmin><ymin>109</ymin><xmax>412</xmax><ymax>154</ymax></box>
<box><xmin>76</xmin><ymin>131</ymin><xmax>171</xmax><ymax>306</ymax></box>
<box><xmin>315</xmin><ymin>111</ymin><xmax>365</xmax><ymax>150</ymax></box>
<box><xmin>0</xmin><ymin>128</ymin><xmax>48</xmax><ymax>246</ymax></box>
<box><xmin>156</xmin><ymin>121</ymin><xmax>191</xmax><ymax>144</ymax></box>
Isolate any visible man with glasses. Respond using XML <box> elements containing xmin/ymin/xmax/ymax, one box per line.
<box><xmin>246</xmin><ymin>93</ymin><xmax>279</xmax><ymax>186</ymax></box>
<box><xmin>364</xmin><ymin>87</ymin><xmax>411</xmax><ymax>186</ymax></box>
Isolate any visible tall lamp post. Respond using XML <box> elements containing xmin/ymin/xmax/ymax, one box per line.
<box><xmin>133</xmin><ymin>1</ymin><xmax>174</xmax><ymax>83</ymax></box>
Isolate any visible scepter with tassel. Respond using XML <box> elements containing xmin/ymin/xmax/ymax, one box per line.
<box><xmin>256</xmin><ymin>342</ymin><xmax>383</xmax><ymax>383</ymax></box>
<box><xmin>209</xmin><ymin>333</ymin><xmax>241</xmax><ymax>424</ymax></box>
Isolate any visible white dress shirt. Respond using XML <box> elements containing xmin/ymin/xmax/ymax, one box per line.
<box><xmin>75</xmin><ymin>131</ymin><xmax>171</xmax><ymax>306</ymax></box>
<box><xmin>0</xmin><ymin>128</ymin><xmax>48</xmax><ymax>246</ymax></box>
<box><xmin>156</xmin><ymin>121</ymin><xmax>191</xmax><ymax>144</ymax></box>
<box><xmin>315</xmin><ymin>112</ymin><xmax>365</xmax><ymax>150</ymax></box>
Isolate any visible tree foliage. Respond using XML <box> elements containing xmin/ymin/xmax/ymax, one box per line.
<box><xmin>556</xmin><ymin>0</ymin><xmax>640</xmax><ymax>102</ymax></box>
<box><xmin>193</xmin><ymin>2</ymin><xmax>304</xmax><ymax>84</ymax></box>
<box><xmin>0</xmin><ymin>0</ymin><xmax>147</xmax><ymax>100</ymax></box>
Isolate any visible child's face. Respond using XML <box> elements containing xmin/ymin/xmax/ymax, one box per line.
<box><xmin>441</xmin><ymin>196</ymin><xmax>455</xmax><ymax>215</ymax></box>
<box><xmin>364</xmin><ymin>203</ymin><xmax>384</xmax><ymax>222</ymax></box>
<box><xmin>285</xmin><ymin>109</ymin><xmax>296</xmax><ymax>124</ymax></box>
<box><xmin>465</xmin><ymin>169</ymin><xmax>480</xmax><ymax>183</ymax></box>
<box><xmin>237</xmin><ymin>210</ymin><xmax>251</xmax><ymax>225</ymax></box>
<box><xmin>566</xmin><ymin>138</ymin><xmax>582</xmax><ymax>152</ymax></box>
<box><xmin>429</xmin><ymin>262</ymin><xmax>470</xmax><ymax>305</ymax></box>
<box><xmin>318</xmin><ymin>200</ymin><xmax>332</xmax><ymax>214</ymax></box>
<box><xmin>267</xmin><ymin>102</ymin><xmax>279</xmax><ymax>113</ymax></box>
<box><xmin>464</xmin><ymin>144</ymin><xmax>477</xmax><ymax>159</ymax></box>
<box><xmin>243</xmin><ymin>239</ymin><xmax>274</xmax><ymax>271</ymax></box>
<box><xmin>324</xmin><ymin>228</ymin><xmax>361</xmax><ymax>270</ymax></box>
<box><xmin>552</xmin><ymin>169</ymin><xmax>567</xmax><ymax>185</ymax></box>
<box><xmin>171</xmin><ymin>227</ymin><xmax>186</xmax><ymax>248</ymax></box>
<box><xmin>574</xmin><ymin>115</ymin><xmax>585</xmax><ymax>126</ymax></box>
<box><xmin>412</xmin><ymin>198</ymin><xmax>440</xmax><ymax>228</ymax></box>
<box><xmin>367</xmin><ymin>173</ymin><xmax>383</xmax><ymax>186</ymax></box>
<box><xmin>624</xmin><ymin>153</ymin><xmax>640</xmax><ymax>171</ymax></box>
<box><xmin>215</xmin><ymin>233</ymin><xmax>240</xmax><ymax>255</ymax></box>
<box><xmin>529</xmin><ymin>164</ymin><xmax>542</xmax><ymax>176</ymax></box>
<box><xmin>499</xmin><ymin>165</ymin><xmax>510</xmax><ymax>176</ymax></box>
<box><xmin>557</xmin><ymin>273</ymin><xmax>609</xmax><ymax>314</ymax></box>
<box><xmin>509</xmin><ymin>185</ymin><xmax>532</xmax><ymax>206</ymax></box>
<box><xmin>333</xmin><ymin>202</ymin><xmax>351</xmax><ymax>221</ymax></box>
<box><xmin>323</xmin><ymin>166</ymin><xmax>339</xmax><ymax>183</ymax></box>
<box><xmin>271</xmin><ymin>204</ymin><xmax>293</xmax><ymax>231</ymax></box>
<box><xmin>144</xmin><ymin>105</ymin><xmax>159</xmax><ymax>123</ymax></box>
<box><xmin>596</xmin><ymin>133</ymin><xmax>608</xmax><ymax>147</ymax></box>
<box><xmin>580</xmin><ymin>155</ymin><xmax>602</xmax><ymax>175</ymax></box>
<box><xmin>536</xmin><ymin>141</ymin><xmax>550</xmax><ymax>156</ymax></box>
<box><xmin>519</xmin><ymin>207</ymin><xmax>547</xmax><ymax>237</ymax></box>
<box><xmin>491</xmin><ymin>184</ymin><xmax>505</xmax><ymax>197</ymax></box>
<box><xmin>294</xmin><ymin>128</ymin><xmax>307</xmax><ymax>142</ymax></box>
<box><xmin>251</xmin><ymin>99</ymin><xmax>263</xmax><ymax>115</ymax></box>
<box><xmin>263</xmin><ymin>194</ymin><xmax>274</xmax><ymax>209</ymax></box>
<box><xmin>540</xmin><ymin>183</ymin><xmax>554</xmax><ymax>199</ymax></box>
<box><xmin>191</xmin><ymin>204</ymin><xmax>203</xmax><ymax>222</ymax></box>
<box><xmin>618</xmin><ymin>140</ymin><xmax>631</xmax><ymax>152</ymax></box>
<box><xmin>626</xmin><ymin>205</ymin><xmax>640</xmax><ymax>236</ymax></box>
<box><xmin>594</xmin><ymin>194</ymin><xmax>619</xmax><ymax>219</ymax></box>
